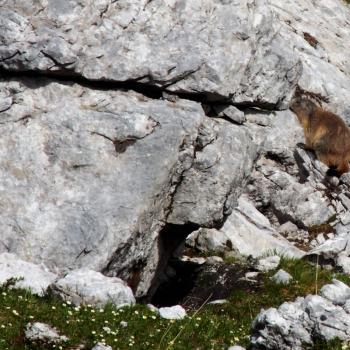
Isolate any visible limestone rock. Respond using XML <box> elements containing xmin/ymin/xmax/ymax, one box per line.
<box><xmin>25</xmin><ymin>322</ymin><xmax>68</xmax><ymax>345</ymax></box>
<box><xmin>0</xmin><ymin>253</ymin><xmax>57</xmax><ymax>296</ymax></box>
<box><xmin>0</xmin><ymin>78</ymin><xmax>204</xmax><ymax>298</ymax></box>
<box><xmin>251</xmin><ymin>280</ymin><xmax>350</xmax><ymax>349</ymax></box>
<box><xmin>0</xmin><ymin>0</ymin><xmax>300</xmax><ymax>107</ymax></box>
<box><xmin>214</xmin><ymin>105</ymin><xmax>246</xmax><ymax>125</ymax></box>
<box><xmin>190</xmin><ymin>228</ymin><xmax>233</xmax><ymax>255</ymax></box>
<box><xmin>158</xmin><ymin>305</ymin><xmax>187</xmax><ymax>320</ymax></box>
<box><xmin>320</xmin><ymin>279</ymin><xmax>350</xmax><ymax>306</ymax></box>
<box><xmin>206</xmin><ymin>256</ymin><xmax>224</xmax><ymax>265</ymax></box>
<box><xmin>216</xmin><ymin>196</ymin><xmax>303</xmax><ymax>259</ymax></box>
<box><xmin>167</xmin><ymin>119</ymin><xmax>257</xmax><ymax>227</ymax></box>
<box><xmin>305</xmin><ymin>235</ymin><xmax>350</xmax><ymax>270</ymax></box>
<box><xmin>270</xmin><ymin>0</ymin><xmax>350</xmax><ymax>116</ymax></box>
<box><xmin>337</xmin><ymin>255</ymin><xmax>350</xmax><ymax>274</ymax></box>
<box><xmin>269</xmin><ymin>170</ymin><xmax>335</xmax><ymax>229</ymax></box>
<box><xmin>51</xmin><ymin>269</ymin><xmax>135</xmax><ymax>308</ymax></box>
<box><xmin>256</xmin><ymin>256</ymin><xmax>280</xmax><ymax>272</ymax></box>
<box><xmin>1</xmin><ymin>0</ymin><xmax>350</xmax><ymax>307</ymax></box>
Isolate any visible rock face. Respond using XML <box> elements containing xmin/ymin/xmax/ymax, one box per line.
<box><xmin>50</xmin><ymin>269</ymin><xmax>135</xmax><ymax>307</ymax></box>
<box><xmin>188</xmin><ymin>195</ymin><xmax>304</xmax><ymax>258</ymax></box>
<box><xmin>167</xmin><ymin>120</ymin><xmax>257</xmax><ymax>227</ymax></box>
<box><xmin>251</xmin><ymin>280</ymin><xmax>350</xmax><ymax>350</ymax></box>
<box><xmin>0</xmin><ymin>253</ymin><xmax>57</xmax><ymax>296</ymax></box>
<box><xmin>1</xmin><ymin>0</ymin><xmax>350</xmax><ymax>302</ymax></box>
<box><xmin>0</xmin><ymin>0</ymin><xmax>300</xmax><ymax>107</ymax></box>
<box><xmin>256</xmin><ymin>256</ymin><xmax>281</xmax><ymax>272</ymax></box>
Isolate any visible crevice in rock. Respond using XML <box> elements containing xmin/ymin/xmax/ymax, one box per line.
<box><xmin>89</xmin><ymin>118</ymin><xmax>159</xmax><ymax>155</ymax></box>
<box><xmin>102</xmin><ymin>233</ymin><xmax>148</xmax><ymax>295</ymax></box>
<box><xmin>0</xmin><ymin>51</ymin><xmax>20</xmax><ymax>63</ymax></box>
<box><xmin>0</xmin><ymin>69</ymin><xmax>164</xmax><ymax>100</ymax></box>
<box><xmin>142</xmin><ymin>223</ymin><xmax>199</xmax><ymax>304</ymax></box>
<box><xmin>0</xmin><ymin>68</ymin><xmax>283</xmax><ymax>111</ymax></box>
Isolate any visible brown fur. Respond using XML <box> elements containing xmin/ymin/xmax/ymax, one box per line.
<box><xmin>290</xmin><ymin>98</ymin><xmax>350</xmax><ymax>175</ymax></box>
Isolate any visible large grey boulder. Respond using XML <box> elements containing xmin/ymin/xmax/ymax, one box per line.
<box><xmin>0</xmin><ymin>253</ymin><xmax>57</xmax><ymax>296</ymax></box>
<box><xmin>0</xmin><ymin>78</ymin><xmax>206</xmax><ymax>297</ymax></box>
<box><xmin>251</xmin><ymin>280</ymin><xmax>350</xmax><ymax>349</ymax></box>
<box><xmin>0</xmin><ymin>76</ymin><xmax>262</xmax><ymax>298</ymax></box>
<box><xmin>51</xmin><ymin>268</ymin><xmax>135</xmax><ymax>308</ymax></box>
<box><xmin>0</xmin><ymin>0</ymin><xmax>300</xmax><ymax>107</ymax></box>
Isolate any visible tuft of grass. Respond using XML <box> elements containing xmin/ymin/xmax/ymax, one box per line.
<box><xmin>0</xmin><ymin>257</ymin><xmax>349</xmax><ymax>349</ymax></box>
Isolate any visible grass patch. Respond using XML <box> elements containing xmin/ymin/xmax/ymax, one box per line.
<box><xmin>0</xmin><ymin>258</ymin><xmax>349</xmax><ymax>349</ymax></box>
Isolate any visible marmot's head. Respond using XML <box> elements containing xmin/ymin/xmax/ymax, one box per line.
<box><xmin>290</xmin><ymin>97</ymin><xmax>317</xmax><ymax>118</ymax></box>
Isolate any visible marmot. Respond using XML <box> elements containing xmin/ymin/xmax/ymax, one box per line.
<box><xmin>290</xmin><ymin>98</ymin><xmax>350</xmax><ymax>175</ymax></box>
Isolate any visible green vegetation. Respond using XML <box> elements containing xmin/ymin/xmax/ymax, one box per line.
<box><xmin>0</xmin><ymin>258</ymin><xmax>349</xmax><ymax>349</ymax></box>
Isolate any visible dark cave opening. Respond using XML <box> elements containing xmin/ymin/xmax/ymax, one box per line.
<box><xmin>144</xmin><ymin>223</ymin><xmax>200</xmax><ymax>307</ymax></box>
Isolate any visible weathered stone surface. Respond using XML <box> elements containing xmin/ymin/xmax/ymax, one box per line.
<box><xmin>158</xmin><ymin>305</ymin><xmax>186</xmax><ymax>320</ymax></box>
<box><xmin>320</xmin><ymin>279</ymin><xmax>350</xmax><ymax>306</ymax></box>
<box><xmin>0</xmin><ymin>253</ymin><xmax>57</xmax><ymax>296</ymax></box>
<box><xmin>337</xmin><ymin>255</ymin><xmax>350</xmax><ymax>274</ymax></box>
<box><xmin>215</xmin><ymin>196</ymin><xmax>303</xmax><ymax>258</ymax></box>
<box><xmin>186</xmin><ymin>228</ymin><xmax>232</xmax><ymax>255</ymax></box>
<box><xmin>278</xmin><ymin>222</ymin><xmax>299</xmax><ymax>235</ymax></box>
<box><xmin>167</xmin><ymin>119</ymin><xmax>257</xmax><ymax>227</ymax></box>
<box><xmin>245</xmin><ymin>106</ymin><xmax>339</xmax><ymax>254</ymax></box>
<box><xmin>256</xmin><ymin>256</ymin><xmax>280</xmax><ymax>272</ymax></box>
<box><xmin>1</xmin><ymin>0</ymin><xmax>350</xmax><ymax>317</ymax></box>
<box><xmin>305</xmin><ymin>234</ymin><xmax>350</xmax><ymax>270</ymax></box>
<box><xmin>251</xmin><ymin>280</ymin><xmax>350</xmax><ymax>349</ymax></box>
<box><xmin>25</xmin><ymin>322</ymin><xmax>68</xmax><ymax>345</ymax></box>
<box><xmin>214</xmin><ymin>105</ymin><xmax>246</xmax><ymax>125</ymax></box>
<box><xmin>51</xmin><ymin>268</ymin><xmax>135</xmax><ymax>307</ymax></box>
<box><xmin>270</xmin><ymin>0</ymin><xmax>350</xmax><ymax>116</ymax></box>
<box><xmin>0</xmin><ymin>0</ymin><xmax>300</xmax><ymax>107</ymax></box>
<box><xmin>260</xmin><ymin>110</ymin><xmax>304</xmax><ymax>164</ymax></box>
<box><xmin>0</xmin><ymin>78</ymin><xmax>205</xmax><ymax>297</ymax></box>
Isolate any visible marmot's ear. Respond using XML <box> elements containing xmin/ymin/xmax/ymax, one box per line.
<box><xmin>293</xmin><ymin>98</ymin><xmax>316</xmax><ymax>117</ymax></box>
<box><xmin>290</xmin><ymin>97</ymin><xmax>303</xmax><ymax>112</ymax></box>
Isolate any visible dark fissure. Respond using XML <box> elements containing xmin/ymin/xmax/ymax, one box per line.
<box><xmin>143</xmin><ymin>223</ymin><xmax>200</xmax><ymax>306</ymax></box>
